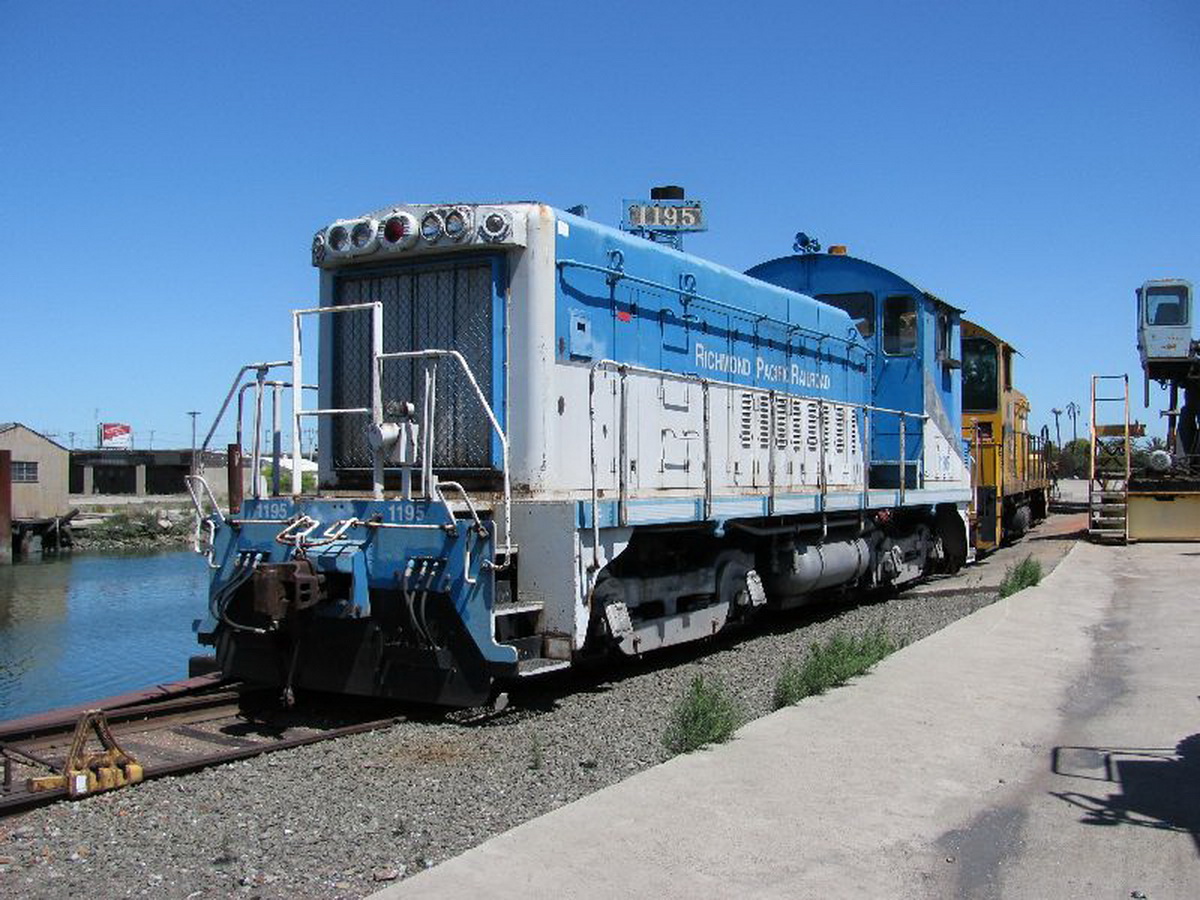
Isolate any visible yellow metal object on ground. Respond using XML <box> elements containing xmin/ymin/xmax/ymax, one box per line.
<box><xmin>1127</xmin><ymin>492</ymin><xmax>1200</xmax><ymax>541</ymax></box>
<box><xmin>26</xmin><ymin>710</ymin><xmax>144</xmax><ymax>798</ymax></box>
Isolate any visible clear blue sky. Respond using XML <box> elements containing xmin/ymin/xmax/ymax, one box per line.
<box><xmin>3</xmin><ymin>1</ymin><xmax>1196</xmax><ymax>449</ymax></box>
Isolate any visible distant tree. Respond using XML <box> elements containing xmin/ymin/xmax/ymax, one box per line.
<box><xmin>1056</xmin><ymin>438</ymin><xmax>1091</xmax><ymax>478</ymax></box>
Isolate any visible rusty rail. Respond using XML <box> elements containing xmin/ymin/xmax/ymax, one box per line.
<box><xmin>0</xmin><ymin>681</ymin><xmax>401</xmax><ymax>816</ymax></box>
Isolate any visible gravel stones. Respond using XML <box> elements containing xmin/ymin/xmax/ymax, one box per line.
<box><xmin>1</xmin><ymin>587</ymin><xmax>999</xmax><ymax>898</ymax></box>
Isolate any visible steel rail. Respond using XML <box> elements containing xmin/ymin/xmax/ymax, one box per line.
<box><xmin>0</xmin><ymin>682</ymin><xmax>403</xmax><ymax>816</ymax></box>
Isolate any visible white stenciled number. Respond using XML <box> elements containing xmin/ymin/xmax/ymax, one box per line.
<box><xmin>681</xmin><ymin>207</ymin><xmax>697</xmax><ymax>227</ymax></box>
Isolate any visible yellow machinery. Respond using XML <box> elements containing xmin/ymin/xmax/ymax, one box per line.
<box><xmin>961</xmin><ymin>320</ymin><xmax>1051</xmax><ymax>551</ymax></box>
<box><xmin>1090</xmin><ymin>372</ymin><xmax>1200</xmax><ymax>544</ymax></box>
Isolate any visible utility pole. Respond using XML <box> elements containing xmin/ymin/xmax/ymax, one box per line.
<box><xmin>68</xmin><ymin>431</ymin><xmax>76</xmax><ymax>449</ymax></box>
<box><xmin>188</xmin><ymin>411</ymin><xmax>201</xmax><ymax>477</ymax></box>
<box><xmin>148</xmin><ymin>429</ymin><xmax>155</xmax><ymax>450</ymax></box>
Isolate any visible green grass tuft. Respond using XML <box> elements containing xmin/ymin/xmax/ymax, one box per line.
<box><xmin>772</xmin><ymin>628</ymin><xmax>896</xmax><ymax>709</ymax></box>
<box><xmin>662</xmin><ymin>675</ymin><xmax>742</xmax><ymax>755</ymax></box>
<box><xmin>528</xmin><ymin>734</ymin><xmax>543</xmax><ymax>771</ymax></box>
<box><xmin>998</xmin><ymin>554</ymin><xmax>1043</xmax><ymax>598</ymax></box>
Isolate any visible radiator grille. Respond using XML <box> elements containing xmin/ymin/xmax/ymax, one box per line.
<box><xmin>331</xmin><ymin>260</ymin><xmax>496</xmax><ymax>470</ymax></box>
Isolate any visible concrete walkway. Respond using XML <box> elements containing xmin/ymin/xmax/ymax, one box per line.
<box><xmin>375</xmin><ymin>539</ymin><xmax>1199</xmax><ymax>900</ymax></box>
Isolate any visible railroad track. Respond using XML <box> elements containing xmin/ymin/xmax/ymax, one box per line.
<box><xmin>0</xmin><ymin>677</ymin><xmax>403</xmax><ymax>816</ymax></box>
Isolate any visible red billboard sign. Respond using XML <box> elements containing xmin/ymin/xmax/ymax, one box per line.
<box><xmin>100</xmin><ymin>423</ymin><xmax>132</xmax><ymax>449</ymax></box>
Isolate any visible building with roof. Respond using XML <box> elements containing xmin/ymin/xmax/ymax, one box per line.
<box><xmin>0</xmin><ymin>423</ymin><xmax>70</xmax><ymax>519</ymax></box>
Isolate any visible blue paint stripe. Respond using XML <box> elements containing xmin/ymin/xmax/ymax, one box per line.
<box><xmin>575</xmin><ymin>487</ymin><xmax>971</xmax><ymax>529</ymax></box>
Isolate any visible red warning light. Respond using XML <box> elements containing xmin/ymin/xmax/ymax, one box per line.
<box><xmin>616</xmin><ymin>310</ymin><xmax>632</xmax><ymax>323</ymax></box>
<box><xmin>384</xmin><ymin>216</ymin><xmax>407</xmax><ymax>243</ymax></box>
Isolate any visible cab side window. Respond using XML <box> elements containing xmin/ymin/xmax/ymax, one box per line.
<box><xmin>883</xmin><ymin>295</ymin><xmax>917</xmax><ymax>355</ymax></box>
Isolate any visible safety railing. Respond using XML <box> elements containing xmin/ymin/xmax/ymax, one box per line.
<box><xmin>375</xmin><ymin>349</ymin><xmax>512</xmax><ymax>567</ymax></box>
<box><xmin>586</xmin><ymin>359</ymin><xmax>926</xmax><ymax>571</ymax></box>
<box><xmin>193</xmin><ymin>301</ymin><xmax>510</xmax><ymax>570</ymax></box>
<box><xmin>236</xmin><ymin>377</ymin><xmax>317</xmax><ymax>499</ymax></box>
<box><xmin>197</xmin><ymin>363</ymin><xmax>318</xmax><ymax>505</ymax></box>
<box><xmin>292</xmin><ymin>301</ymin><xmax>384</xmax><ymax>496</ymax></box>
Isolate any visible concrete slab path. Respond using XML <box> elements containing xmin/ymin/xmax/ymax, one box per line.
<box><xmin>375</xmin><ymin>540</ymin><xmax>1199</xmax><ymax>900</ymax></box>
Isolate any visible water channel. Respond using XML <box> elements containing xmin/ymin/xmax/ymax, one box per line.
<box><xmin>0</xmin><ymin>550</ymin><xmax>209</xmax><ymax>721</ymax></box>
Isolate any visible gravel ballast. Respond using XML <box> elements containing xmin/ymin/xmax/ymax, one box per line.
<box><xmin>0</xmin><ymin>584</ymin><xmax>1010</xmax><ymax>900</ymax></box>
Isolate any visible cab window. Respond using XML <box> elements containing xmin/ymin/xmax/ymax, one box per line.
<box><xmin>1145</xmin><ymin>285</ymin><xmax>1189</xmax><ymax>326</ymax></box>
<box><xmin>815</xmin><ymin>292</ymin><xmax>875</xmax><ymax>338</ymax></box>
<box><xmin>883</xmin><ymin>295</ymin><xmax>917</xmax><ymax>355</ymax></box>
<box><xmin>962</xmin><ymin>337</ymin><xmax>998</xmax><ymax>411</ymax></box>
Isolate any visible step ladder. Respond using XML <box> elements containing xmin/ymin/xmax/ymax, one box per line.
<box><xmin>1088</xmin><ymin>375</ymin><xmax>1144</xmax><ymax>544</ymax></box>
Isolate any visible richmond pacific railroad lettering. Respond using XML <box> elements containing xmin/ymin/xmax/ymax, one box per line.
<box><xmin>694</xmin><ymin>342</ymin><xmax>832</xmax><ymax>390</ymax></box>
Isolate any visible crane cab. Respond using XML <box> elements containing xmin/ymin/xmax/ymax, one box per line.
<box><xmin>1137</xmin><ymin>279</ymin><xmax>1194</xmax><ymax>385</ymax></box>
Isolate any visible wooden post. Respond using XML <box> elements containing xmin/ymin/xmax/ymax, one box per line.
<box><xmin>0</xmin><ymin>450</ymin><xmax>12</xmax><ymax>565</ymax></box>
<box><xmin>226</xmin><ymin>444</ymin><xmax>243</xmax><ymax>514</ymax></box>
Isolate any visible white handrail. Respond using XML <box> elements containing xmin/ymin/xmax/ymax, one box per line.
<box><xmin>377</xmin><ymin>349</ymin><xmax>512</xmax><ymax>567</ymax></box>
<box><xmin>291</xmin><ymin>301</ymin><xmax>384</xmax><ymax>498</ymax></box>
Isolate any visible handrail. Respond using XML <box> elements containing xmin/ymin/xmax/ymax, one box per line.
<box><xmin>376</xmin><ymin>348</ymin><xmax>513</xmax><ymax>568</ymax></box>
<box><xmin>586</xmin><ymin>358</ymin><xmax>927</xmax><ymax>570</ymax></box>
<box><xmin>292</xmin><ymin>301</ymin><xmax>383</xmax><ymax>498</ymax></box>
<box><xmin>556</xmin><ymin>258</ymin><xmax>872</xmax><ymax>358</ymax></box>
<box><xmin>200</xmin><ymin>360</ymin><xmax>292</xmax><ymax>458</ymax></box>
<box><xmin>184</xmin><ymin>474</ymin><xmax>223</xmax><ymax>569</ymax></box>
<box><xmin>235</xmin><ymin>379</ymin><xmax>317</xmax><ymax>499</ymax></box>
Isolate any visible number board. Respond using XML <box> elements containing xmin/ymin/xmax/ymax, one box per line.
<box><xmin>621</xmin><ymin>199</ymin><xmax>706</xmax><ymax>233</ymax></box>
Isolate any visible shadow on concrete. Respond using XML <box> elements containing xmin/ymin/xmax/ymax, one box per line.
<box><xmin>1027</xmin><ymin>525</ymin><xmax>1087</xmax><ymax>542</ymax></box>
<box><xmin>1050</xmin><ymin>733</ymin><xmax>1200</xmax><ymax>854</ymax></box>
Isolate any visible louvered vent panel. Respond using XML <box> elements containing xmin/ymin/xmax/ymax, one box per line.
<box><xmin>739</xmin><ymin>393</ymin><xmax>754</xmax><ymax>449</ymax></box>
<box><xmin>757</xmin><ymin>395</ymin><xmax>771</xmax><ymax>449</ymax></box>
<box><xmin>805</xmin><ymin>402</ymin><xmax>820</xmax><ymax>451</ymax></box>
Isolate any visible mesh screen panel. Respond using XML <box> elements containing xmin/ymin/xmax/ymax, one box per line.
<box><xmin>331</xmin><ymin>260</ymin><xmax>496</xmax><ymax>470</ymax></box>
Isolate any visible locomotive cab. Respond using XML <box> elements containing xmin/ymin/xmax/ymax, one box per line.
<box><xmin>960</xmin><ymin>322</ymin><xmax>1049</xmax><ymax>548</ymax></box>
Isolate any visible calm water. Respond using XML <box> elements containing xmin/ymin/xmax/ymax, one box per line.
<box><xmin>0</xmin><ymin>550</ymin><xmax>209</xmax><ymax>721</ymax></box>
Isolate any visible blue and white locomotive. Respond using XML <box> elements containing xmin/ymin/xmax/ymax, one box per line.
<box><xmin>190</xmin><ymin>198</ymin><xmax>973</xmax><ymax>706</ymax></box>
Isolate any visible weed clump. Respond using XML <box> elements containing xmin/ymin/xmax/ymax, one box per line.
<box><xmin>528</xmin><ymin>734</ymin><xmax>543</xmax><ymax>771</ymax></box>
<box><xmin>663</xmin><ymin>675</ymin><xmax>741</xmax><ymax>755</ymax></box>
<box><xmin>772</xmin><ymin>628</ymin><xmax>896</xmax><ymax>709</ymax></box>
<box><xmin>92</xmin><ymin>509</ymin><xmax>191</xmax><ymax>541</ymax></box>
<box><xmin>998</xmin><ymin>554</ymin><xmax>1043</xmax><ymax>598</ymax></box>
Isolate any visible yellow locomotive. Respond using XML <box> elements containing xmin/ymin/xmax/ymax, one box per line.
<box><xmin>961</xmin><ymin>320</ymin><xmax>1051</xmax><ymax>551</ymax></box>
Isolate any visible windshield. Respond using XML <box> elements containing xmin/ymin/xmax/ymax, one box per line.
<box><xmin>963</xmin><ymin>337</ymin><xmax>998</xmax><ymax>411</ymax></box>
<box><xmin>1145</xmin><ymin>285</ymin><xmax>1189</xmax><ymax>326</ymax></box>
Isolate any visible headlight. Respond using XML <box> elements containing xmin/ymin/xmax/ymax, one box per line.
<box><xmin>444</xmin><ymin>208</ymin><xmax>471</xmax><ymax>241</ymax></box>
<box><xmin>479</xmin><ymin>210</ymin><xmax>511</xmax><ymax>242</ymax></box>
<box><xmin>351</xmin><ymin>221</ymin><xmax>374</xmax><ymax>248</ymax></box>
<box><xmin>379</xmin><ymin>212</ymin><xmax>419</xmax><ymax>250</ymax></box>
<box><xmin>420</xmin><ymin>212</ymin><xmax>444</xmax><ymax>242</ymax></box>
<box><xmin>328</xmin><ymin>226</ymin><xmax>349</xmax><ymax>252</ymax></box>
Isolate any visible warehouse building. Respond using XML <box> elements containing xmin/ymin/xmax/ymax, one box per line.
<box><xmin>69</xmin><ymin>449</ymin><xmax>229</xmax><ymax>496</ymax></box>
<box><xmin>0</xmin><ymin>423</ymin><xmax>70</xmax><ymax>519</ymax></box>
